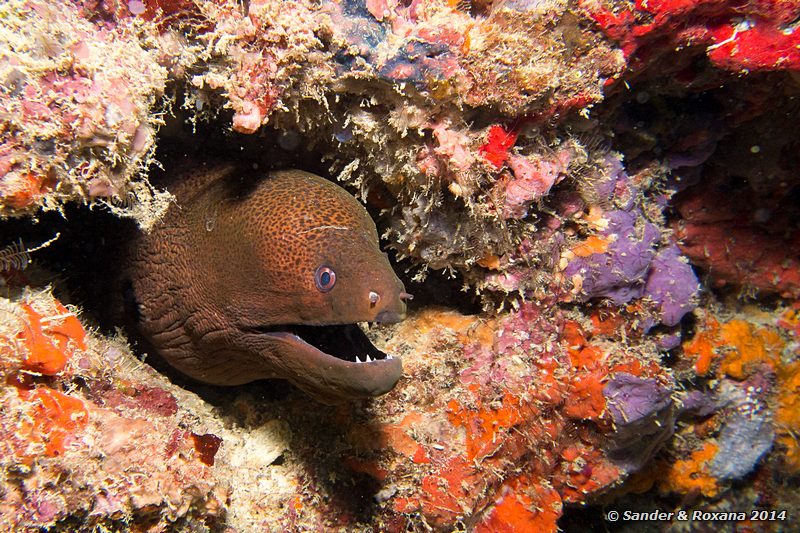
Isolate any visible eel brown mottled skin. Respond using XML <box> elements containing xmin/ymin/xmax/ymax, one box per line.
<box><xmin>125</xmin><ymin>164</ymin><xmax>408</xmax><ymax>403</ymax></box>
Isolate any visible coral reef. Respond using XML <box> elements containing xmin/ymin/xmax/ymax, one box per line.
<box><xmin>1</xmin><ymin>290</ymin><xmax>225</xmax><ymax>529</ymax></box>
<box><xmin>0</xmin><ymin>0</ymin><xmax>177</xmax><ymax>225</ymax></box>
<box><xmin>676</xmin><ymin>309</ymin><xmax>799</xmax><ymax>483</ymax></box>
<box><xmin>0</xmin><ymin>0</ymin><xmax>799</xmax><ymax>531</ymax></box>
<box><xmin>0</xmin><ymin>288</ymin><xmax>300</xmax><ymax>531</ymax></box>
<box><xmin>583</xmin><ymin>0</ymin><xmax>800</xmax><ymax>73</ymax></box>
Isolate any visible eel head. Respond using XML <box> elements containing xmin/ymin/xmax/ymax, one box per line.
<box><xmin>242</xmin><ymin>234</ymin><xmax>411</xmax><ymax>403</ymax></box>
<box><xmin>202</xmin><ymin>170</ymin><xmax>411</xmax><ymax>403</ymax></box>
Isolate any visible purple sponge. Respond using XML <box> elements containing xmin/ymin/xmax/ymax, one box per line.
<box><xmin>643</xmin><ymin>244</ymin><xmax>700</xmax><ymax>327</ymax></box>
<box><xmin>565</xmin><ymin>209</ymin><xmax>660</xmax><ymax>305</ymax></box>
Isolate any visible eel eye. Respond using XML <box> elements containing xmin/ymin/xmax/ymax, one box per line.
<box><xmin>315</xmin><ymin>265</ymin><xmax>336</xmax><ymax>292</ymax></box>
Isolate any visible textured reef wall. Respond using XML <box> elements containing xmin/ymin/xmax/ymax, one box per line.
<box><xmin>1</xmin><ymin>0</ymin><xmax>799</xmax><ymax>531</ymax></box>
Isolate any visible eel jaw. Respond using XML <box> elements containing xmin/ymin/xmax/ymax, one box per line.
<box><xmin>256</xmin><ymin>323</ymin><xmax>403</xmax><ymax>403</ymax></box>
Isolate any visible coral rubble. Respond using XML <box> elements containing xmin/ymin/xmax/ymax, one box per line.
<box><xmin>1</xmin><ymin>0</ymin><xmax>799</xmax><ymax>531</ymax></box>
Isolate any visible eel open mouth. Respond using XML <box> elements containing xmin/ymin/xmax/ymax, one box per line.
<box><xmin>291</xmin><ymin>323</ymin><xmax>394</xmax><ymax>363</ymax></box>
<box><xmin>249</xmin><ymin>322</ymin><xmax>402</xmax><ymax>402</ymax></box>
<box><xmin>258</xmin><ymin>323</ymin><xmax>393</xmax><ymax>364</ymax></box>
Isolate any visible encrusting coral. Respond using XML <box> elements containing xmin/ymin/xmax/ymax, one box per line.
<box><xmin>0</xmin><ymin>288</ymin><xmax>299</xmax><ymax>531</ymax></box>
<box><xmin>0</xmin><ymin>0</ymin><xmax>178</xmax><ymax>226</ymax></box>
<box><xmin>1</xmin><ymin>289</ymin><xmax>223</xmax><ymax>529</ymax></box>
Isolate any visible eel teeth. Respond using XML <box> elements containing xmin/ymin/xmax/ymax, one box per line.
<box><xmin>355</xmin><ymin>354</ymin><xmax>394</xmax><ymax>363</ymax></box>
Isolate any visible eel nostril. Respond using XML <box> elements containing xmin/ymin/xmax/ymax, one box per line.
<box><xmin>399</xmin><ymin>292</ymin><xmax>414</xmax><ymax>301</ymax></box>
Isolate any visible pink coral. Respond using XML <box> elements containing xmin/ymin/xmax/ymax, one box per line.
<box><xmin>502</xmin><ymin>150</ymin><xmax>570</xmax><ymax>218</ymax></box>
<box><xmin>432</xmin><ymin>122</ymin><xmax>475</xmax><ymax>173</ymax></box>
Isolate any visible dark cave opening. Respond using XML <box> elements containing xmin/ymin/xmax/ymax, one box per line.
<box><xmin>0</xmin><ymin>104</ymin><xmax>483</xmax><ymax>412</ymax></box>
<box><xmin>595</xmin><ymin>64</ymin><xmax>800</xmax><ymax>304</ymax></box>
<box><xmin>553</xmin><ymin>58</ymin><xmax>800</xmax><ymax>531</ymax></box>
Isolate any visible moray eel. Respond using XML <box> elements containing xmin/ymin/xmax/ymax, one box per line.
<box><xmin>125</xmin><ymin>164</ymin><xmax>409</xmax><ymax>403</ymax></box>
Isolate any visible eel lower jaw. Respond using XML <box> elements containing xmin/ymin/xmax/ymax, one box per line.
<box><xmin>251</xmin><ymin>323</ymin><xmax>403</xmax><ymax>402</ymax></box>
